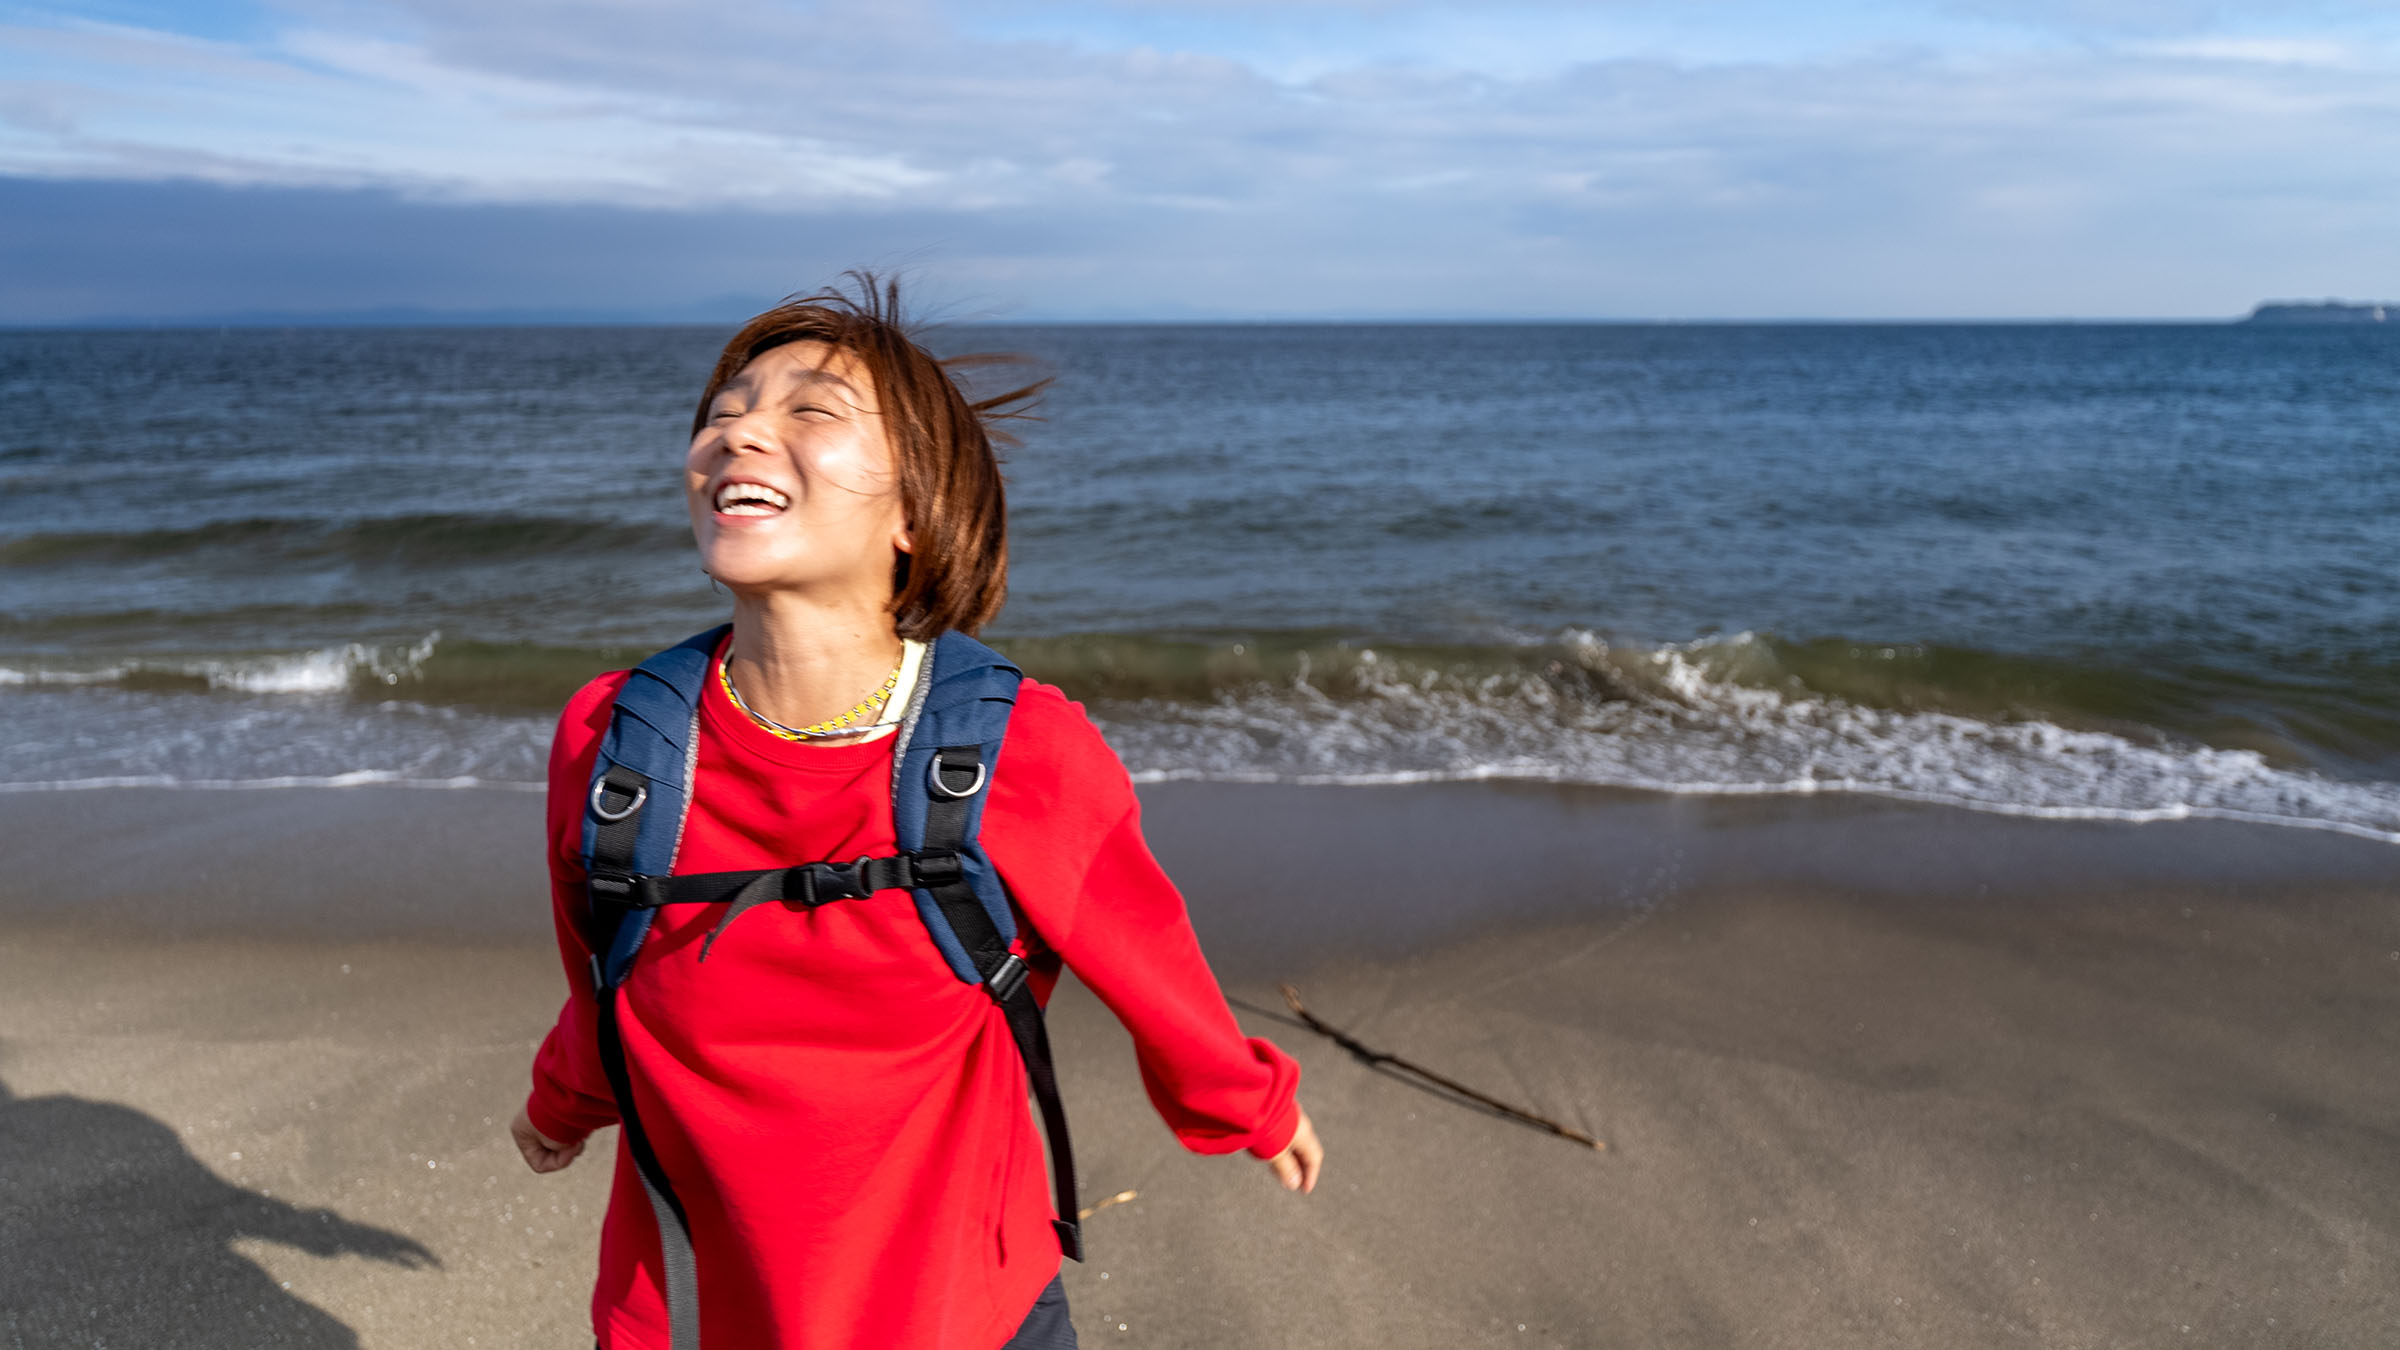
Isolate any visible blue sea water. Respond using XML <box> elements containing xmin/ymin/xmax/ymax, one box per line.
<box><xmin>2</xmin><ymin>322</ymin><xmax>2395</xmax><ymax>838</ymax></box>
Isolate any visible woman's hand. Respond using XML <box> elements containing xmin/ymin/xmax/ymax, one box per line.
<box><xmin>510</xmin><ymin>1106</ymin><xmax>586</xmax><ymax>1174</ymax></box>
<box><xmin>1265</xmin><ymin>1106</ymin><xmax>1323</xmax><ymax>1194</ymax></box>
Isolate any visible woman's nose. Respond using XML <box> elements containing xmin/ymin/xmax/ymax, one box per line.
<box><xmin>719</xmin><ymin>411</ymin><xmax>777</xmax><ymax>455</ymax></box>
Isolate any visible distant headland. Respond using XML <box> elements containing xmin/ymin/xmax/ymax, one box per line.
<box><xmin>2242</xmin><ymin>300</ymin><xmax>2392</xmax><ymax>324</ymax></box>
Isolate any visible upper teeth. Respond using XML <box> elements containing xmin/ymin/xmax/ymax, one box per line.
<box><xmin>715</xmin><ymin>482</ymin><xmax>791</xmax><ymax>515</ymax></box>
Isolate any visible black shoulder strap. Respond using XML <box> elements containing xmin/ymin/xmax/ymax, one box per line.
<box><xmin>923</xmin><ymin>744</ymin><xmax>1085</xmax><ymax>1261</ymax></box>
<box><xmin>586</xmin><ymin>777</ymin><xmax>703</xmax><ymax>1350</ymax></box>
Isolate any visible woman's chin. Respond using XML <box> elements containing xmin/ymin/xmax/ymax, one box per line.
<box><xmin>697</xmin><ymin>554</ymin><xmax>855</xmax><ymax>599</ymax></box>
<box><xmin>695</xmin><ymin>536</ymin><xmax>794</xmax><ymax>590</ymax></box>
<box><xmin>701</xmin><ymin>563</ymin><xmax>787</xmax><ymax>595</ymax></box>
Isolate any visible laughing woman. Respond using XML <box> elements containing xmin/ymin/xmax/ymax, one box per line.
<box><xmin>506</xmin><ymin>276</ymin><xmax>1322</xmax><ymax>1350</ymax></box>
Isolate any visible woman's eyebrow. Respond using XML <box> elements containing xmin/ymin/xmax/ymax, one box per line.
<box><xmin>792</xmin><ymin>369</ymin><xmax>861</xmax><ymax>395</ymax></box>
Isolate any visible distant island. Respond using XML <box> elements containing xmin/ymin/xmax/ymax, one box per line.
<box><xmin>2242</xmin><ymin>300</ymin><xmax>2391</xmax><ymax>324</ymax></box>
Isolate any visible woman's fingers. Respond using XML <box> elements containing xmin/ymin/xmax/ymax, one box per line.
<box><xmin>1288</xmin><ymin>1111</ymin><xmax>1323</xmax><ymax>1193</ymax></box>
<box><xmin>510</xmin><ymin>1107</ymin><xmax>582</xmax><ymax>1174</ymax></box>
<box><xmin>532</xmin><ymin>1135</ymin><xmax>586</xmax><ymax>1173</ymax></box>
<box><xmin>1268</xmin><ymin>1107</ymin><xmax>1323</xmax><ymax>1194</ymax></box>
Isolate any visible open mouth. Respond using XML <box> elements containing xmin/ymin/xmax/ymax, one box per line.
<box><xmin>714</xmin><ymin>481</ymin><xmax>792</xmax><ymax>517</ymax></box>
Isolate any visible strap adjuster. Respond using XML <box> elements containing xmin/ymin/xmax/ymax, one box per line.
<box><xmin>984</xmin><ymin>953</ymin><xmax>1029</xmax><ymax>1003</ymax></box>
<box><xmin>910</xmin><ymin>849</ymin><xmax>964</xmax><ymax>888</ymax></box>
<box><xmin>589</xmin><ymin>872</ymin><xmax>637</xmax><ymax>902</ymax></box>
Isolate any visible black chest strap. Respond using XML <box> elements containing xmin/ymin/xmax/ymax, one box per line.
<box><xmin>590</xmin><ymin>850</ymin><xmax>965</xmax><ymax>962</ymax></box>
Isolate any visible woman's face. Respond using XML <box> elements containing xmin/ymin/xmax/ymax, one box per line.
<box><xmin>686</xmin><ymin>341</ymin><xmax>910</xmax><ymax>602</ymax></box>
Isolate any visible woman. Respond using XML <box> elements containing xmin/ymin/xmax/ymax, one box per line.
<box><xmin>507</xmin><ymin>276</ymin><xmax>1323</xmax><ymax>1350</ymax></box>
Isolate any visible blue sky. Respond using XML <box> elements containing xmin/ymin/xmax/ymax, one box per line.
<box><xmin>2</xmin><ymin>0</ymin><xmax>2394</xmax><ymax>321</ymax></box>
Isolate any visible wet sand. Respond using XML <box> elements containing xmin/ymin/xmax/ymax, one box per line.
<box><xmin>3</xmin><ymin>784</ymin><xmax>2398</xmax><ymax>1347</ymax></box>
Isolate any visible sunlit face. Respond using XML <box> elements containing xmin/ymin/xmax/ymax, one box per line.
<box><xmin>686</xmin><ymin>341</ymin><xmax>911</xmax><ymax>601</ymax></box>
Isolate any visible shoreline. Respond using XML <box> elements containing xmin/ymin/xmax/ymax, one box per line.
<box><xmin>4</xmin><ymin>781</ymin><xmax>2398</xmax><ymax>1346</ymax></box>
<box><xmin>4</xmin><ymin>780</ymin><xmax>2396</xmax><ymax>957</ymax></box>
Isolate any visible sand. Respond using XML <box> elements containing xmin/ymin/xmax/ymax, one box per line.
<box><xmin>3</xmin><ymin>783</ymin><xmax>2398</xmax><ymax>1348</ymax></box>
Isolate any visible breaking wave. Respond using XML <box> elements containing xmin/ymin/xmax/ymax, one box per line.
<box><xmin>0</xmin><ymin>634</ymin><xmax>442</xmax><ymax>695</ymax></box>
<box><xmin>1070</xmin><ymin>632</ymin><xmax>2400</xmax><ymax>843</ymax></box>
<box><xmin>3</xmin><ymin>627</ymin><xmax>2395</xmax><ymax>842</ymax></box>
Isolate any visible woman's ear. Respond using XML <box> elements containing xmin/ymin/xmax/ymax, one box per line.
<box><xmin>893</xmin><ymin>522</ymin><xmax>915</xmax><ymax>556</ymax></box>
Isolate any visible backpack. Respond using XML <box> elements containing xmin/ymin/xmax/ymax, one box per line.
<box><xmin>577</xmin><ymin>625</ymin><xmax>1080</xmax><ymax>1350</ymax></box>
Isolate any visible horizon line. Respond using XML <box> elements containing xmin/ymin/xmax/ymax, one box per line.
<box><xmin>0</xmin><ymin>312</ymin><xmax>2347</xmax><ymax>332</ymax></box>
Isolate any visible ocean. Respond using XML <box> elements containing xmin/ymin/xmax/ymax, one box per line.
<box><xmin>3</xmin><ymin>322</ymin><xmax>2395</xmax><ymax>841</ymax></box>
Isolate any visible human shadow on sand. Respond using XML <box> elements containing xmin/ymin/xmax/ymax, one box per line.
<box><xmin>0</xmin><ymin>1075</ymin><xmax>436</xmax><ymax>1349</ymax></box>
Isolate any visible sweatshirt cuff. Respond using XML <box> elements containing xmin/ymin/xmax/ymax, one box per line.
<box><xmin>1244</xmin><ymin>1088</ymin><xmax>1304</xmax><ymax>1160</ymax></box>
<box><xmin>1236</xmin><ymin>1036</ymin><xmax>1303</xmax><ymax>1159</ymax></box>
<box><xmin>523</xmin><ymin>1091</ymin><xmax>602</xmax><ymax>1148</ymax></box>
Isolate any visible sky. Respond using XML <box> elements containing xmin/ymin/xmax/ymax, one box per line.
<box><xmin>1</xmin><ymin>0</ymin><xmax>2395</xmax><ymax>322</ymax></box>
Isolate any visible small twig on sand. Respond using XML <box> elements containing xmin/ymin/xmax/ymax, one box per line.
<box><xmin>1279</xmin><ymin>983</ymin><xmax>1606</xmax><ymax>1152</ymax></box>
<box><xmin>1078</xmin><ymin>1189</ymin><xmax>1139</xmax><ymax>1220</ymax></box>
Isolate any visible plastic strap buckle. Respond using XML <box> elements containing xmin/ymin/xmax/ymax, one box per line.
<box><xmin>984</xmin><ymin>953</ymin><xmax>1029</xmax><ymax>1004</ymax></box>
<box><xmin>589</xmin><ymin>872</ymin><xmax>637</xmax><ymax>904</ymax></box>
<box><xmin>910</xmin><ymin>849</ymin><xmax>964</xmax><ymax>888</ymax></box>
<box><xmin>789</xmin><ymin>856</ymin><xmax>880</xmax><ymax>907</ymax></box>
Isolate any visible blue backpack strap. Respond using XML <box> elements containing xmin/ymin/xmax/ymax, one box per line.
<box><xmin>580</xmin><ymin>625</ymin><xmax>722</xmax><ymax>991</ymax></box>
<box><xmin>891</xmin><ymin>630</ymin><xmax>1025</xmax><ymax>984</ymax></box>
<box><xmin>576</xmin><ymin>624</ymin><xmax>721</xmax><ymax>1350</ymax></box>
<box><xmin>891</xmin><ymin>632</ymin><xmax>1084</xmax><ymax>1260</ymax></box>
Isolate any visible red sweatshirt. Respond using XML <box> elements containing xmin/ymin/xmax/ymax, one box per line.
<box><xmin>526</xmin><ymin>643</ymin><xmax>1302</xmax><ymax>1349</ymax></box>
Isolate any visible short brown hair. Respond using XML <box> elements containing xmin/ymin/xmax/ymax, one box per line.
<box><xmin>692</xmin><ymin>273</ymin><xmax>1042</xmax><ymax>639</ymax></box>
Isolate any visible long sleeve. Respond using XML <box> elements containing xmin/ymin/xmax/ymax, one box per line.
<box><xmin>983</xmin><ymin>683</ymin><xmax>1303</xmax><ymax>1160</ymax></box>
<box><xmin>524</xmin><ymin>672</ymin><xmax>632</xmax><ymax>1146</ymax></box>
<box><xmin>517</xmin><ymin>663</ymin><xmax>1298</xmax><ymax>1348</ymax></box>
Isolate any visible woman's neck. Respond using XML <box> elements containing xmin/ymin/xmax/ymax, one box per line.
<box><xmin>722</xmin><ymin>589</ymin><xmax>907</xmax><ymax>736</ymax></box>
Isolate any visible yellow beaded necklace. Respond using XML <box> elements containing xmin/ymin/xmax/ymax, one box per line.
<box><xmin>719</xmin><ymin>654</ymin><xmax>904</xmax><ymax>741</ymax></box>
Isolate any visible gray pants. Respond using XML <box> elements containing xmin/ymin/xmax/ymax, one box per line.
<box><xmin>999</xmin><ymin>1273</ymin><xmax>1077</xmax><ymax>1350</ymax></box>
<box><xmin>591</xmin><ymin>1275</ymin><xmax>1072</xmax><ymax>1349</ymax></box>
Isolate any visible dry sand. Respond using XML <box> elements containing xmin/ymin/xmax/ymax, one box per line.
<box><xmin>3</xmin><ymin>784</ymin><xmax>2398</xmax><ymax>1348</ymax></box>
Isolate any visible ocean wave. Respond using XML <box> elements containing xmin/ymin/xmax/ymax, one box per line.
<box><xmin>4</xmin><ymin>627</ymin><xmax>2395</xmax><ymax>842</ymax></box>
<box><xmin>1079</xmin><ymin>631</ymin><xmax>2400</xmax><ymax>844</ymax></box>
<box><xmin>0</xmin><ymin>634</ymin><xmax>441</xmax><ymax>694</ymax></box>
<box><xmin>0</xmin><ymin>678</ymin><xmax>555</xmax><ymax>788</ymax></box>
<box><xmin>0</xmin><ymin>773</ymin><xmax>539</xmax><ymax>793</ymax></box>
<box><xmin>0</xmin><ymin>512</ymin><xmax>687</xmax><ymax>567</ymax></box>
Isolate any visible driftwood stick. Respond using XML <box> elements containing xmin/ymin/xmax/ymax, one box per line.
<box><xmin>1279</xmin><ymin>983</ymin><xmax>1606</xmax><ymax>1152</ymax></box>
<box><xmin>1077</xmin><ymin>1189</ymin><xmax>1138</xmax><ymax>1220</ymax></box>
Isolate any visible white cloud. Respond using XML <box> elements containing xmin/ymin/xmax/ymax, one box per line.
<box><xmin>2</xmin><ymin>0</ymin><xmax>2396</xmax><ymax>316</ymax></box>
<box><xmin>2140</xmin><ymin>34</ymin><xmax>2359</xmax><ymax>60</ymax></box>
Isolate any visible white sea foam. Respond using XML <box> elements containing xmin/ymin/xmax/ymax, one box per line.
<box><xmin>0</xmin><ymin>774</ymin><xmax>537</xmax><ymax>793</ymax></box>
<box><xmin>0</xmin><ymin>676</ymin><xmax>552</xmax><ymax>790</ymax></box>
<box><xmin>5</xmin><ymin>628</ymin><xmax>2396</xmax><ymax>844</ymax></box>
<box><xmin>0</xmin><ymin>664</ymin><xmax>128</xmax><ymax>686</ymax></box>
<box><xmin>1103</xmin><ymin>631</ymin><xmax>2400</xmax><ymax>844</ymax></box>
<box><xmin>0</xmin><ymin>633</ymin><xmax>441</xmax><ymax>694</ymax></box>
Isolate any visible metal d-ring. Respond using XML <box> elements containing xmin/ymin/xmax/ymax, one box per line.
<box><xmin>590</xmin><ymin>776</ymin><xmax>648</xmax><ymax>822</ymax></box>
<box><xmin>927</xmin><ymin>754</ymin><xmax>987</xmax><ymax>799</ymax></box>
